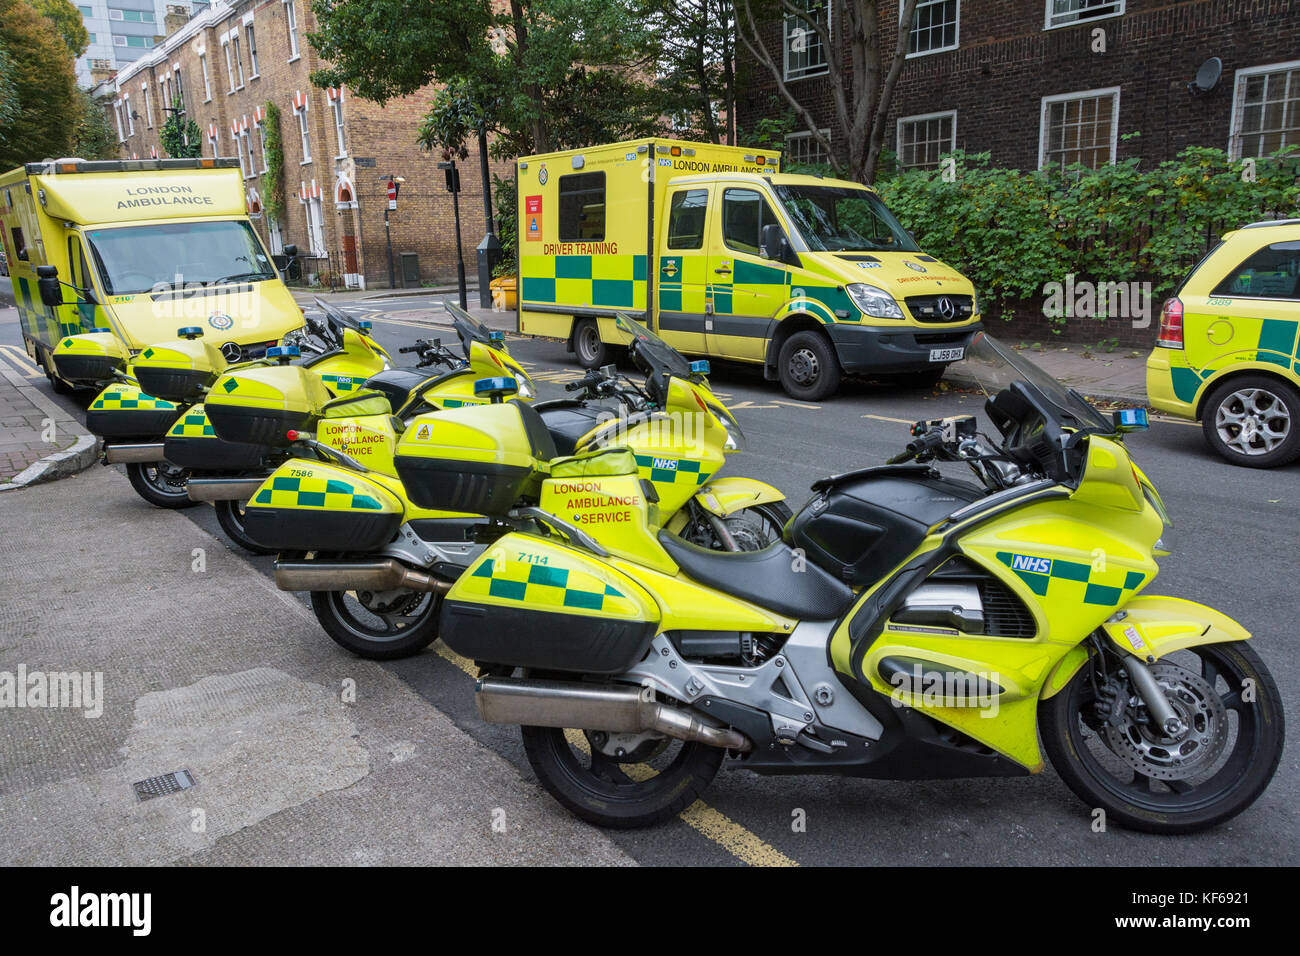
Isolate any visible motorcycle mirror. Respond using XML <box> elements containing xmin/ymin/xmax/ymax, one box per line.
<box><xmin>599</xmin><ymin>363</ymin><xmax>617</xmax><ymax>378</ymax></box>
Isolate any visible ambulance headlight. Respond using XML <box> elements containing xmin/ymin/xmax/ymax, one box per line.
<box><xmin>847</xmin><ymin>283</ymin><xmax>903</xmax><ymax>320</ymax></box>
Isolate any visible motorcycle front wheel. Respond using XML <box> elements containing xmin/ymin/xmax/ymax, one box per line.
<box><xmin>1040</xmin><ymin>640</ymin><xmax>1284</xmax><ymax>834</ymax></box>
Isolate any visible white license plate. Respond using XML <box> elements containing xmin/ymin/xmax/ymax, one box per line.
<box><xmin>929</xmin><ymin>347</ymin><xmax>964</xmax><ymax>362</ymax></box>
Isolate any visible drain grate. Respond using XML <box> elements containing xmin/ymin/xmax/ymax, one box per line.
<box><xmin>133</xmin><ymin>769</ymin><xmax>197</xmax><ymax>801</ymax></box>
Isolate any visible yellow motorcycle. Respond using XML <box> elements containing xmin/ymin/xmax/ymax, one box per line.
<box><xmin>236</xmin><ymin>314</ymin><xmax>787</xmax><ymax>659</ymax></box>
<box><xmin>433</xmin><ymin>331</ymin><xmax>1284</xmax><ymax>833</ymax></box>
<box><xmin>53</xmin><ymin>298</ymin><xmax>390</xmax><ymax>508</ymax></box>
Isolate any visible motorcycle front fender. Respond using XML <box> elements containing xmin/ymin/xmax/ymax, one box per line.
<box><xmin>1040</xmin><ymin>595</ymin><xmax>1251</xmax><ymax>700</ymax></box>
<box><xmin>694</xmin><ymin>476</ymin><xmax>785</xmax><ymax>518</ymax></box>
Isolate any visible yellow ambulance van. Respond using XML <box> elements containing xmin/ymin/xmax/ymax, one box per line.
<box><xmin>516</xmin><ymin>138</ymin><xmax>982</xmax><ymax>400</ymax></box>
<box><xmin>0</xmin><ymin>158</ymin><xmax>303</xmax><ymax>392</ymax></box>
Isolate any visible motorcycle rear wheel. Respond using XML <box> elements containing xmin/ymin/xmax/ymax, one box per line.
<box><xmin>310</xmin><ymin>586</ymin><xmax>441</xmax><ymax>660</ymax></box>
<box><xmin>214</xmin><ymin>498</ymin><xmax>276</xmax><ymax>555</ymax></box>
<box><xmin>522</xmin><ymin>721</ymin><xmax>724</xmax><ymax>829</ymax></box>
<box><xmin>1040</xmin><ymin>640</ymin><xmax>1284</xmax><ymax>834</ymax></box>
<box><xmin>125</xmin><ymin>462</ymin><xmax>198</xmax><ymax>509</ymax></box>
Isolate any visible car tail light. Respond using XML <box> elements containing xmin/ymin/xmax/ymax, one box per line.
<box><xmin>1156</xmin><ymin>297</ymin><xmax>1184</xmax><ymax>349</ymax></box>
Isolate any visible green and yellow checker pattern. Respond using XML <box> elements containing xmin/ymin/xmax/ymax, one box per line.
<box><xmin>467</xmin><ymin>556</ymin><xmax>632</xmax><ymax>614</ymax></box>
<box><xmin>997</xmin><ymin>551</ymin><xmax>1147</xmax><ymax>607</ymax></box>
<box><xmin>320</xmin><ymin>373</ymin><xmax>360</xmax><ymax>394</ymax></box>
<box><xmin>1170</xmin><ymin>316</ymin><xmax>1300</xmax><ymax>404</ymax></box>
<box><xmin>438</xmin><ymin>398</ymin><xmax>486</xmax><ymax>409</ymax></box>
<box><xmin>634</xmin><ymin>453</ymin><xmax>710</xmax><ymax>487</ymax></box>
<box><xmin>520</xmin><ymin>254</ymin><xmax>648</xmax><ymax>310</ymax></box>
<box><xmin>89</xmin><ymin>385</ymin><xmax>178</xmax><ymax>411</ymax></box>
<box><xmin>251</xmin><ymin>473</ymin><xmax>391</xmax><ymax>512</ymax></box>
<box><xmin>168</xmin><ymin>404</ymin><xmax>215</xmax><ymax>438</ymax></box>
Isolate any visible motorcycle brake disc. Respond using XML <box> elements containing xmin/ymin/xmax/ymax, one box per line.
<box><xmin>1102</xmin><ymin>661</ymin><xmax>1228</xmax><ymax>781</ymax></box>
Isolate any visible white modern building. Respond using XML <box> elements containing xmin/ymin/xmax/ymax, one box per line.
<box><xmin>74</xmin><ymin>1</ymin><xmax>211</xmax><ymax>87</ymax></box>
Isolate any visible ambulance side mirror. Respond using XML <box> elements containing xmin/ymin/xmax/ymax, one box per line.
<box><xmin>36</xmin><ymin>265</ymin><xmax>63</xmax><ymax>307</ymax></box>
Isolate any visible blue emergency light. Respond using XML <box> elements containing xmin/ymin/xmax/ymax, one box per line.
<box><xmin>690</xmin><ymin>360</ymin><xmax>711</xmax><ymax>375</ymax></box>
<box><xmin>177</xmin><ymin>326</ymin><xmax>204</xmax><ymax>339</ymax></box>
<box><xmin>266</xmin><ymin>345</ymin><xmax>300</xmax><ymax>362</ymax></box>
<box><xmin>1113</xmin><ymin>407</ymin><xmax>1149</xmax><ymax>431</ymax></box>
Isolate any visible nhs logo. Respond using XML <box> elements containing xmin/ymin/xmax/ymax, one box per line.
<box><xmin>1011</xmin><ymin>554</ymin><xmax>1052</xmax><ymax>575</ymax></box>
<box><xmin>652</xmin><ymin>457</ymin><xmax>677</xmax><ymax>471</ymax></box>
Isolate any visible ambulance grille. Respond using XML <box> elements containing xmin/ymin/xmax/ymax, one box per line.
<box><xmin>904</xmin><ymin>294</ymin><xmax>974</xmax><ymax>323</ymax></box>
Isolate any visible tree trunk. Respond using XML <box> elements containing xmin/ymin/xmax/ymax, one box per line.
<box><xmin>510</xmin><ymin>0</ymin><xmax>548</xmax><ymax>153</ymax></box>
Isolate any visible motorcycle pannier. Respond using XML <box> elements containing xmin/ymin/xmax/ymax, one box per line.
<box><xmin>787</xmin><ymin>467</ymin><xmax>984</xmax><ymax>586</ymax></box>
<box><xmin>203</xmin><ymin>365</ymin><xmax>333</xmax><ymax>446</ymax></box>
<box><xmin>393</xmin><ymin>402</ymin><xmax>555</xmax><ymax>516</ymax></box>
<box><xmin>84</xmin><ymin>383</ymin><xmax>182</xmax><ymax>438</ymax></box>
<box><xmin>163</xmin><ymin>404</ymin><xmax>270</xmax><ymax>471</ymax></box>
<box><xmin>242</xmin><ymin>460</ymin><xmax>403</xmax><ymax>552</ymax></box>
<box><xmin>133</xmin><ymin>337</ymin><xmax>229</xmax><ymax>404</ymax></box>
<box><xmin>51</xmin><ymin>331</ymin><xmax>127</xmax><ymax>384</ymax></box>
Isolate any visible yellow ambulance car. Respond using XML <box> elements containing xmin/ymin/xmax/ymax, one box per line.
<box><xmin>1147</xmin><ymin>218</ymin><xmax>1300</xmax><ymax>468</ymax></box>
<box><xmin>516</xmin><ymin>138</ymin><xmax>982</xmax><ymax>400</ymax></box>
<box><xmin>0</xmin><ymin>158</ymin><xmax>303</xmax><ymax>392</ymax></box>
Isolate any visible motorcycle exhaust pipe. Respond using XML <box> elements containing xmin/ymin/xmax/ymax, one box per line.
<box><xmin>475</xmin><ymin>677</ymin><xmax>752</xmax><ymax>753</ymax></box>
<box><xmin>275</xmin><ymin>557</ymin><xmax>452</xmax><ymax>594</ymax></box>
<box><xmin>186</xmin><ymin>477</ymin><xmax>267</xmax><ymax>502</ymax></box>
<box><xmin>102</xmin><ymin>442</ymin><xmax>165</xmax><ymax>464</ymax></box>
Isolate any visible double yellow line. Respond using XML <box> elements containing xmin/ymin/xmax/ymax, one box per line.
<box><xmin>434</xmin><ymin>643</ymin><xmax>798</xmax><ymax>866</ymax></box>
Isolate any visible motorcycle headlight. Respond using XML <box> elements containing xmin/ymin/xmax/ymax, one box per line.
<box><xmin>515</xmin><ymin>375</ymin><xmax>535</xmax><ymax>401</ymax></box>
<box><xmin>721</xmin><ymin>416</ymin><xmax>744</xmax><ymax>451</ymax></box>
<box><xmin>846</xmin><ymin>283</ymin><xmax>904</xmax><ymax>320</ymax></box>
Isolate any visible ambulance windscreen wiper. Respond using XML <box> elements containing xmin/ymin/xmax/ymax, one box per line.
<box><xmin>212</xmin><ymin>272</ymin><xmax>274</xmax><ymax>285</ymax></box>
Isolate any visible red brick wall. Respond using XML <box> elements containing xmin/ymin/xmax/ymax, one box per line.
<box><xmin>739</xmin><ymin>0</ymin><xmax>1300</xmax><ymax>171</ymax></box>
<box><xmin>108</xmin><ymin>0</ymin><xmax>512</xmax><ymax>288</ymax></box>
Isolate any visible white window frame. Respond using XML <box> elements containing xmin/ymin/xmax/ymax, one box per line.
<box><xmin>1228</xmin><ymin>59</ymin><xmax>1300</xmax><ymax>159</ymax></box>
<box><xmin>172</xmin><ymin>66</ymin><xmax>184</xmax><ymax>110</ymax></box>
<box><xmin>200</xmin><ymin>53</ymin><xmax>211</xmax><ymax>101</ymax></box>
<box><xmin>283</xmin><ymin>0</ymin><xmax>301</xmax><ymax>61</ymax></box>
<box><xmin>222</xmin><ymin>34</ymin><xmax>236</xmax><ymax>93</ymax></box>
<box><xmin>1038</xmin><ymin>86</ymin><xmax>1120</xmax><ymax>169</ymax></box>
<box><xmin>209</xmin><ymin>131</ymin><xmax>219</xmax><ymax>158</ymax></box>
<box><xmin>784</xmin><ymin>128</ymin><xmax>832</xmax><ymax>166</ymax></box>
<box><xmin>142</xmin><ymin>83</ymin><xmax>152</xmax><ymax>128</ymax></box>
<box><xmin>305</xmin><ymin>194</ymin><xmax>327</xmax><ymax>257</ymax></box>
<box><xmin>782</xmin><ymin>0</ymin><xmax>830</xmax><ymax>82</ymax></box>
<box><xmin>257</xmin><ymin>121</ymin><xmax>269</xmax><ymax>173</ymax></box>
<box><xmin>114</xmin><ymin>101</ymin><xmax>126</xmax><ymax>143</ymax></box>
<box><xmin>231</xmin><ymin>30</ymin><xmax>246</xmax><ymax>89</ymax></box>
<box><xmin>246</xmin><ymin>22</ymin><xmax>260</xmax><ymax>78</ymax></box>
<box><xmin>896</xmin><ymin>109</ymin><xmax>957</xmax><ymax>169</ymax></box>
<box><xmin>904</xmin><ymin>0</ymin><xmax>960</xmax><ymax>59</ymax></box>
<box><xmin>124</xmin><ymin>93</ymin><xmax>134</xmax><ymax>136</ymax></box>
<box><xmin>235</xmin><ymin>131</ymin><xmax>249</xmax><ymax>179</ymax></box>
<box><xmin>332</xmin><ymin>92</ymin><xmax>346</xmax><ymax>158</ymax></box>
<box><xmin>296</xmin><ymin>101</ymin><xmax>312</xmax><ymax>164</ymax></box>
<box><xmin>112</xmin><ymin>34</ymin><xmax>126</xmax><ymax>47</ymax></box>
<box><xmin>109</xmin><ymin>8</ymin><xmax>123</xmax><ymax>19</ymax></box>
<box><xmin>1043</xmin><ymin>0</ymin><xmax>1125</xmax><ymax>31</ymax></box>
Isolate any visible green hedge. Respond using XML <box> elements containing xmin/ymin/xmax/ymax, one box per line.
<box><xmin>874</xmin><ymin>145</ymin><xmax>1300</xmax><ymax>326</ymax></box>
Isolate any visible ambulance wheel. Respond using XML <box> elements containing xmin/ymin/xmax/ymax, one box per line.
<box><xmin>573</xmin><ymin>318</ymin><xmax>610</xmax><ymax>369</ymax></box>
<box><xmin>778</xmin><ymin>330</ymin><xmax>841</xmax><ymax>401</ymax></box>
<box><xmin>311</xmin><ymin>587</ymin><xmax>441</xmax><ymax>660</ymax></box>
<box><xmin>1201</xmin><ymin>375</ymin><xmax>1300</xmax><ymax>468</ymax></box>
<box><xmin>125</xmin><ymin>462</ymin><xmax>199</xmax><ymax>509</ymax></box>
<box><xmin>214</xmin><ymin>499</ymin><xmax>275</xmax><ymax>555</ymax></box>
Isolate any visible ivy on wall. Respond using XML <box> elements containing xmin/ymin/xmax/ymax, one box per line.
<box><xmin>260</xmin><ymin>101</ymin><xmax>286</xmax><ymax>224</ymax></box>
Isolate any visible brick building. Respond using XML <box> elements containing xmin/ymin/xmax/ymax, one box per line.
<box><xmin>741</xmin><ymin>0</ymin><xmax>1300</xmax><ymax>173</ymax></box>
<box><xmin>102</xmin><ymin>0</ymin><xmax>507</xmax><ymax>288</ymax></box>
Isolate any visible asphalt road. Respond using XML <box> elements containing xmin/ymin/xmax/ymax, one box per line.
<box><xmin>3</xmin><ymin>300</ymin><xmax>1297</xmax><ymax>866</ymax></box>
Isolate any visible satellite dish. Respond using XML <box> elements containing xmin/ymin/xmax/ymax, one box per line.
<box><xmin>1188</xmin><ymin>57</ymin><xmax>1223</xmax><ymax>96</ymax></box>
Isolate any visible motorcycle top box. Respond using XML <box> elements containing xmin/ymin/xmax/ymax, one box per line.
<box><xmin>50</xmin><ymin>328</ymin><xmax>127</xmax><ymax>384</ymax></box>
<box><xmin>132</xmin><ymin>329</ymin><xmax>230</xmax><ymax>403</ymax></box>
<box><xmin>394</xmin><ymin>400</ymin><xmax>557</xmax><ymax>515</ymax></box>
<box><xmin>203</xmin><ymin>363</ymin><xmax>335</xmax><ymax>446</ymax></box>
<box><xmin>85</xmin><ymin>382</ymin><xmax>182</xmax><ymax>438</ymax></box>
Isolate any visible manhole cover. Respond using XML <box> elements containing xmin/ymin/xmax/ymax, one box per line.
<box><xmin>132</xmin><ymin>769</ymin><xmax>197</xmax><ymax>801</ymax></box>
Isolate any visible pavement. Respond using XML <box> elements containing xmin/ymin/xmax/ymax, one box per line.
<box><xmin>0</xmin><ymin>362</ymin><xmax>98</xmax><ymax>491</ymax></box>
<box><xmin>0</xmin><ymin>464</ymin><xmax>634</xmax><ymax>866</ymax></box>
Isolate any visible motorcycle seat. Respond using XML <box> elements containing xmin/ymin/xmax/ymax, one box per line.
<box><xmin>657</xmin><ymin>530</ymin><xmax>855</xmax><ymax>620</ymax></box>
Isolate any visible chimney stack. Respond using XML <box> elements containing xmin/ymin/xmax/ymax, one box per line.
<box><xmin>88</xmin><ymin>59</ymin><xmax>116</xmax><ymax>87</ymax></box>
<box><xmin>164</xmin><ymin>4</ymin><xmax>190</xmax><ymax>37</ymax></box>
